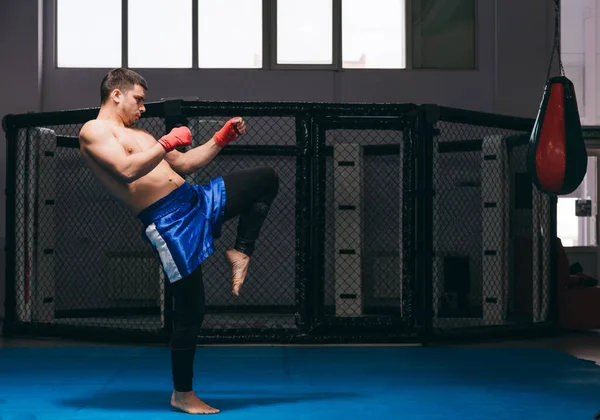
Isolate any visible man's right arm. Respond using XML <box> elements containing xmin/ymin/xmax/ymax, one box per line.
<box><xmin>79</xmin><ymin>122</ymin><xmax>167</xmax><ymax>183</ymax></box>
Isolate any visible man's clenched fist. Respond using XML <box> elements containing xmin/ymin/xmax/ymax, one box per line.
<box><xmin>158</xmin><ymin>126</ymin><xmax>193</xmax><ymax>153</ymax></box>
<box><xmin>213</xmin><ymin>117</ymin><xmax>246</xmax><ymax>148</ymax></box>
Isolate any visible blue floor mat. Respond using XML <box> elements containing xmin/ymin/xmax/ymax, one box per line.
<box><xmin>0</xmin><ymin>346</ymin><xmax>599</xmax><ymax>419</ymax></box>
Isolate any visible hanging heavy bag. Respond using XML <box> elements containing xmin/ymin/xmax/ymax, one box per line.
<box><xmin>526</xmin><ymin>76</ymin><xmax>587</xmax><ymax>196</ymax></box>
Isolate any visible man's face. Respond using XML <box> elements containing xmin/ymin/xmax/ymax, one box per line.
<box><xmin>115</xmin><ymin>84</ymin><xmax>146</xmax><ymax>126</ymax></box>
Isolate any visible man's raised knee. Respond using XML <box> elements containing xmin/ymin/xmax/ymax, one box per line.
<box><xmin>256</xmin><ymin>166</ymin><xmax>279</xmax><ymax>197</ymax></box>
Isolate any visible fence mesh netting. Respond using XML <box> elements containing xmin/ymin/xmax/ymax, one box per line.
<box><xmin>5</xmin><ymin>103</ymin><xmax>555</xmax><ymax>342</ymax></box>
<box><xmin>431</xmin><ymin>121</ymin><xmax>553</xmax><ymax>332</ymax></box>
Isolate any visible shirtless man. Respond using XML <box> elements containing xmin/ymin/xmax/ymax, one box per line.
<box><xmin>78</xmin><ymin>68</ymin><xmax>279</xmax><ymax>414</ymax></box>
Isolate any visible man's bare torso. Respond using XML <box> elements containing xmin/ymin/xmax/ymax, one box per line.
<box><xmin>80</xmin><ymin>120</ymin><xmax>185</xmax><ymax>213</ymax></box>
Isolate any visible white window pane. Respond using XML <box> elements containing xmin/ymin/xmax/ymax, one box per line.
<box><xmin>128</xmin><ymin>0</ymin><xmax>192</xmax><ymax>68</ymax></box>
<box><xmin>198</xmin><ymin>0</ymin><xmax>262</xmax><ymax>68</ymax></box>
<box><xmin>56</xmin><ymin>0</ymin><xmax>121</xmax><ymax>68</ymax></box>
<box><xmin>561</xmin><ymin>0</ymin><xmax>592</xmax><ymax>123</ymax></box>
<box><xmin>412</xmin><ymin>0</ymin><xmax>475</xmax><ymax>69</ymax></box>
<box><xmin>342</xmin><ymin>0</ymin><xmax>406</xmax><ymax>69</ymax></box>
<box><xmin>557</xmin><ymin>156</ymin><xmax>597</xmax><ymax>247</ymax></box>
<box><xmin>277</xmin><ymin>0</ymin><xmax>332</xmax><ymax>65</ymax></box>
<box><xmin>561</xmin><ymin>0</ymin><xmax>585</xmax><ymax>54</ymax></box>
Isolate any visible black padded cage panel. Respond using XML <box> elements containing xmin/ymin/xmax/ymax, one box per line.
<box><xmin>2</xmin><ymin>101</ymin><xmax>557</xmax><ymax>344</ymax></box>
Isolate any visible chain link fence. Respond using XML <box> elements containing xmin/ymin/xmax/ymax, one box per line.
<box><xmin>319</xmin><ymin>122</ymin><xmax>415</xmax><ymax>335</ymax></box>
<box><xmin>184</xmin><ymin>115</ymin><xmax>298</xmax><ymax>336</ymax></box>
<box><xmin>2</xmin><ymin>101</ymin><xmax>557</xmax><ymax>343</ymax></box>
<box><xmin>429</xmin><ymin>108</ymin><xmax>555</xmax><ymax>338</ymax></box>
<box><xmin>11</xmin><ymin>118</ymin><xmax>168</xmax><ymax>341</ymax></box>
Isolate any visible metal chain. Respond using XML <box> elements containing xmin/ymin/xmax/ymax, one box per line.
<box><xmin>546</xmin><ymin>0</ymin><xmax>565</xmax><ymax>81</ymax></box>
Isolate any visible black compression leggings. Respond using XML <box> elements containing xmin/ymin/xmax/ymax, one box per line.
<box><xmin>222</xmin><ymin>166</ymin><xmax>280</xmax><ymax>257</ymax></box>
<box><xmin>168</xmin><ymin>166</ymin><xmax>279</xmax><ymax>392</ymax></box>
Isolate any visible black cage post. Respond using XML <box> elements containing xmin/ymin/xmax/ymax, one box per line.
<box><xmin>294</xmin><ymin>113</ymin><xmax>313</xmax><ymax>335</ymax></box>
<box><xmin>414</xmin><ymin>104</ymin><xmax>439</xmax><ymax>342</ymax></box>
<box><xmin>2</xmin><ymin>117</ymin><xmax>18</xmax><ymax>336</ymax></box>
<box><xmin>401</xmin><ymin>123</ymin><xmax>416</xmax><ymax>331</ymax></box>
<box><xmin>311</xmin><ymin>117</ymin><xmax>326</xmax><ymax>335</ymax></box>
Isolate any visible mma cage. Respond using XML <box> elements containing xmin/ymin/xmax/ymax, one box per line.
<box><xmin>1</xmin><ymin>101</ymin><xmax>557</xmax><ymax>344</ymax></box>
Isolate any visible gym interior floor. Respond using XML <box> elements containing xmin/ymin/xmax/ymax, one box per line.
<box><xmin>2</xmin><ymin>325</ymin><xmax>600</xmax><ymax>419</ymax></box>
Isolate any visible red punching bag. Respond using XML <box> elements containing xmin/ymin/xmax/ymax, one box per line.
<box><xmin>527</xmin><ymin>75</ymin><xmax>587</xmax><ymax>196</ymax></box>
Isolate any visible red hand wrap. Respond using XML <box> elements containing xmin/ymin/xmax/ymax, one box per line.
<box><xmin>213</xmin><ymin>118</ymin><xmax>242</xmax><ymax>147</ymax></box>
<box><xmin>158</xmin><ymin>127</ymin><xmax>192</xmax><ymax>153</ymax></box>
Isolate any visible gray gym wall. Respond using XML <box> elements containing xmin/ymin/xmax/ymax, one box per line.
<box><xmin>0</xmin><ymin>0</ymin><xmax>558</xmax><ymax>320</ymax></box>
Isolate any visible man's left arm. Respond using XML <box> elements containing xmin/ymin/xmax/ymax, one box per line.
<box><xmin>165</xmin><ymin>117</ymin><xmax>246</xmax><ymax>175</ymax></box>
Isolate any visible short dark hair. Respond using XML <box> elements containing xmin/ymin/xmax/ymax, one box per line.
<box><xmin>100</xmin><ymin>68</ymin><xmax>148</xmax><ymax>104</ymax></box>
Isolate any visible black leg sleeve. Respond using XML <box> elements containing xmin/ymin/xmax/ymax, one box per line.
<box><xmin>168</xmin><ymin>265</ymin><xmax>205</xmax><ymax>392</ymax></box>
<box><xmin>221</xmin><ymin>167</ymin><xmax>279</xmax><ymax>257</ymax></box>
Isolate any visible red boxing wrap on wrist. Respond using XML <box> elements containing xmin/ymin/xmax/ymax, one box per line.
<box><xmin>213</xmin><ymin>118</ymin><xmax>242</xmax><ymax>147</ymax></box>
<box><xmin>158</xmin><ymin>126</ymin><xmax>192</xmax><ymax>153</ymax></box>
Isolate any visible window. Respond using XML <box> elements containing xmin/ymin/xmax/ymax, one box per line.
<box><xmin>560</xmin><ymin>0</ymin><xmax>597</xmax><ymax>125</ymax></box>
<box><xmin>56</xmin><ymin>0</ymin><xmax>122</xmax><ymax>68</ymax></box>
<box><xmin>342</xmin><ymin>0</ymin><xmax>406</xmax><ymax>69</ymax></box>
<box><xmin>557</xmin><ymin>156</ymin><xmax>597</xmax><ymax>247</ymax></box>
<box><xmin>54</xmin><ymin>0</ymin><xmax>476</xmax><ymax>70</ymax></box>
<box><xmin>128</xmin><ymin>0</ymin><xmax>193</xmax><ymax>68</ymax></box>
<box><xmin>198</xmin><ymin>0</ymin><xmax>262</xmax><ymax>68</ymax></box>
<box><xmin>411</xmin><ymin>0</ymin><xmax>476</xmax><ymax>69</ymax></box>
<box><xmin>276</xmin><ymin>0</ymin><xmax>333</xmax><ymax>65</ymax></box>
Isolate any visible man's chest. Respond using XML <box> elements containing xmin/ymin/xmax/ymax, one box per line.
<box><xmin>114</xmin><ymin>128</ymin><xmax>156</xmax><ymax>153</ymax></box>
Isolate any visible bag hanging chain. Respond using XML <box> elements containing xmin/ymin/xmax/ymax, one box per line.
<box><xmin>546</xmin><ymin>0</ymin><xmax>565</xmax><ymax>81</ymax></box>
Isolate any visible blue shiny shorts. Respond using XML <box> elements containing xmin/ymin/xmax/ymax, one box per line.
<box><xmin>137</xmin><ymin>178</ymin><xmax>226</xmax><ymax>283</ymax></box>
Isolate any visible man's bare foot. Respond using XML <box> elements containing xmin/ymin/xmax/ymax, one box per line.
<box><xmin>225</xmin><ymin>249</ymin><xmax>250</xmax><ymax>296</ymax></box>
<box><xmin>171</xmin><ymin>390</ymin><xmax>220</xmax><ymax>415</ymax></box>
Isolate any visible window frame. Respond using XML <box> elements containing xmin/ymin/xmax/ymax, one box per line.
<box><xmin>269</xmin><ymin>0</ymin><xmax>340</xmax><ymax>71</ymax></box>
<box><xmin>560</xmin><ymin>0</ymin><xmax>598</xmax><ymax>125</ymax></box>
<box><xmin>339</xmin><ymin>0</ymin><xmax>410</xmax><ymax>70</ymax></box>
<box><xmin>54</xmin><ymin>0</ymin><xmax>125</xmax><ymax>69</ymax></box>
<box><xmin>582</xmin><ymin>0</ymin><xmax>597</xmax><ymax>125</ymax></box>
<box><xmin>53</xmin><ymin>0</ymin><xmax>267</xmax><ymax>70</ymax></box>
<box><xmin>195</xmin><ymin>0</ymin><xmax>266</xmax><ymax>70</ymax></box>
<box><xmin>53</xmin><ymin>0</ymin><xmax>475</xmax><ymax>71</ymax></box>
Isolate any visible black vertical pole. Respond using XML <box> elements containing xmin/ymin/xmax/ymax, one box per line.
<box><xmin>294</xmin><ymin>113</ymin><xmax>312</xmax><ymax>334</ymax></box>
<box><xmin>311</xmin><ymin>118</ymin><xmax>326</xmax><ymax>335</ymax></box>
<box><xmin>402</xmin><ymin>124</ymin><xmax>416</xmax><ymax>329</ymax></box>
<box><xmin>2</xmin><ymin>116</ymin><xmax>18</xmax><ymax>335</ymax></box>
<box><xmin>415</xmin><ymin>105</ymin><xmax>438</xmax><ymax>343</ymax></box>
<box><xmin>192</xmin><ymin>0</ymin><xmax>199</xmax><ymax>69</ymax></box>
<box><xmin>122</xmin><ymin>0</ymin><xmax>128</xmax><ymax>68</ymax></box>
